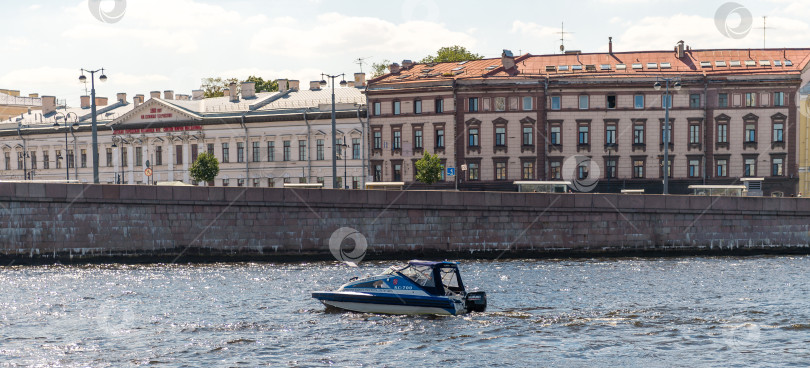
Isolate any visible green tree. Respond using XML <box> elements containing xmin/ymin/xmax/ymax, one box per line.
<box><xmin>415</xmin><ymin>151</ymin><xmax>443</xmax><ymax>185</ymax></box>
<box><xmin>189</xmin><ymin>152</ymin><xmax>220</xmax><ymax>184</ymax></box>
<box><xmin>370</xmin><ymin>59</ymin><xmax>390</xmax><ymax>78</ymax></box>
<box><xmin>245</xmin><ymin>75</ymin><xmax>278</xmax><ymax>93</ymax></box>
<box><xmin>200</xmin><ymin>76</ymin><xmax>278</xmax><ymax>98</ymax></box>
<box><xmin>419</xmin><ymin>45</ymin><xmax>484</xmax><ymax>64</ymax></box>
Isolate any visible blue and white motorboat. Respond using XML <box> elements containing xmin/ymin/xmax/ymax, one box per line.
<box><xmin>312</xmin><ymin>260</ymin><xmax>487</xmax><ymax>315</ymax></box>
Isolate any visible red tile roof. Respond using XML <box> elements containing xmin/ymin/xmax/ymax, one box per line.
<box><xmin>369</xmin><ymin>48</ymin><xmax>810</xmax><ymax>86</ymax></box>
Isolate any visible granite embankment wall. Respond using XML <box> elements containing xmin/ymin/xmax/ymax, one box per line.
<box><xmin>1</xmin><ymin>182</ymin><xmax>809</xmax><ymax>263</ymax></box>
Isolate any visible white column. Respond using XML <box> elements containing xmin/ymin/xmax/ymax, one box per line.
<box><xmin>182</xmin><ymin>139</ymin><xmax>190</xmax><ymax>183</ymax></box>
<box><xmin>167</xmin><ymin>137</ymin><xmax>174</xmax><ymax>181</ymax></box>
<box><xmin>127</xmin><ymin>144</ymin><xmax>135</xmax><ymax>184</ymax></box>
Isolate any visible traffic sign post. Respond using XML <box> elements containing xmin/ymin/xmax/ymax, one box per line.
<box><xmin>144</xmin><ymin>167</ymin><xmax>153</xmax><ymax>185</ymax></box>
<box><xmin>447</xmin><ymin>167</ymin><xmax>455</xmax><ymax>176</ymax></box>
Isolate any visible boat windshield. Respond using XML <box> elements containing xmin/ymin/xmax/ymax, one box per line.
<box><xmin>439</xmin><ymin>267</ymin><xmax>464</xmax><ymax>294</ymax></box>
<box><xmin>390</xmin><ymin>264</ymin><xmax>436</xmax><ymax>288</ymax></box>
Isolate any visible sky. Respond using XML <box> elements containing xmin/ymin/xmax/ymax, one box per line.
<box><xmin>2</xmin><ymin>0</ymin><xmax>809</xmax><ymax>106</ymax></box>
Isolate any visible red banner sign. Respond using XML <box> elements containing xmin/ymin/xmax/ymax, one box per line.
<box><xmin>140</xmin><ymin>107</ymin><xmax>172</xmax><ymax>120</ymax></box>
<box><xmin>114</xmin><ymin>125</ymin><xmax>202</xmax><ymax>135</ymax></box>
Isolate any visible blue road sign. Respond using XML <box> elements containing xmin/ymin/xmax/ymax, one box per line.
<box><xmin>447</xmin><ymin>167</ymin><xmax>456</xmax><ymax>176</ymax></box>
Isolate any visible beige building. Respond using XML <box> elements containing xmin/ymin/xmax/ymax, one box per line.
<box><xmin>367</xmin><ymin>42</ymin><xmax>810</xmax><ymax>195</ymax></box>
<box><xmin>0</xmin><ymin>76</ymin><xmax>368</xmax><ymax>188</ymax></box>
<box><xmin>0</xmin><ymin>89</ymin><xmax>42</xmax><ymax>121</ymax></box>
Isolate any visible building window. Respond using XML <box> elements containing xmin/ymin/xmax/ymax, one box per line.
<box><xmin>52</xmin><ymin>151</ymin><xmax>58</xmax><ymax>169</ymax></box>
<box><xmin>468</xmin><ymin>128</ymin><xmax>479</xmax><ymax>147</ymax></box>
<box><xmin>689</xmin><ymin>124</ymin><xmax>700</xmax><ymax>144</ymax></box>
<box><xmin>606</xmin><ymin>95</ymin><xmax>617</xmax><ymax>109</ymax></box>
<box><xmin>523</xmin><ymin>96</ymin><xmax>533</xmax><ymax>110</ymax></box>
<box><xmin>80</xmin><ymin>149</ymin><xmax>88</xmax><ymax>168</ymax></box>
<box><xmin>283</xmin><ymin>141</ymin><xmax>290</xmax><ymax>161</ymax></box>
<box><xmin>745</xmin><ymin>123</ymin><xmax>756</xmax><ymax>143</ymax></box>
<box><xmin>373</xmin><ymin>131</ymin><xmax>382</xmax><ymax>150</ymax></box>
<box><xmin>495</xmin><ymin>127</ymin><xmax>506</xmax><ymax>146</ymax></box>
<box><xmin>252</xmin><ymin>178</ymin><xmax>260</xmax><ymax>187</ymax></box>
<box><xmin>634</xmin><ymin>122</ymin><xmax>645</xmax><ymax>144</ymax></box>
<box><xmin>393</xmin><ymin>163</ymin><xmax>402</xmax><ymax>181</ymax></box>
<box><xmin>495</xmin><ymin>161</ymin><xmax>507</xmax><ymax>180</ymax></box>
<box><xmin>43</xmin><ymin>152</ymin><xmax>49</xmax><ymax>169</ymax></box>
<box><xmin>633</xmin><ymin>159</ymin><xmax>645</xmax><ymax>178</ymax></box>
<box><xmin>745</xmin><ymin>92</ymin><xmax>757</xmax><ymax>107</ymax></box>
<box><xmin>373</xmin><ymin>101</ymin><xmax>381</xmax><ymax>116</ymax></box>
<box><xmin>267</xmin><ymin>178</ymin><xmax>275</xmax><ymax>188</ymax></box>
<box><xmin>267</xmin><ymin>142</ymin><xmax>274</xmax><ymax>162</ymax></box>
<box><xmin>134</xmin><ymin>147</ymin><xmax>141</xmax><ymax>167</ymax></box>
<box><xmin>393</xmin><ymin>130</ymin><xmax>401</xmax><ymax>150</ymax></box>
<box><xmin>30</xmin><ymin>152</ymin><xmax>36</xmax><ymax>170</ymax></box>
<box><xmin>523</xmin><ymin>126</ymin><xmax>533</xmax><ymax>146</ymax></box>
<box><xmin>252</xmin><ymin>142</ymin><xmax>260</xmax><ymax>162</ymax></box>
<box><xmin>550</xmin><ymin>160</ymin><xmax>561</xmax><ymax>179</ymax></box>
<box><xmin>191</xmin><ymin>144</ymin><xmax>199</xmax><ymax>162</ymax></box>
<box><xmin>175</xmin><ymin>145</ymin><xmax>182</xmax><ymax>165</ymax></box>
<box><xmin>634</xmin><ymin>95</ymin><xmax>644</xmax><ymax>109</ymax></box>
<box><xmin>298</xmin><ymin>140</ymin><xmax>306</xmax><ymax>161</ymax></box>
<box><xmin>662</xmin><ymin>94</ymin><xmax>672</xmax><ymax>108</ymax></box>
<box><xmin>744</xmin><ymin>158</ymin><xmax>756</xmax><ymax>177</ymax></box>
<box><xmin>468</xmin><ymin>97</ymin><xmax>479</xmax><ymax>112</ymax></box>
<box><xmin>393</xmin><ymin>101</ymin><xmax>401</xmax><ymax>115</ymax></box>
<box><xmin>414</xmin><ymin>129</ymin><xmax>423</xmax><ymax>149</ymax></box>
<box><xmin>316</xmin><ymin>139</ymin><xmax>324</xmax><ymax>160</ymax></box>
<box><xmin>222</xmin><ymin>178</ymin><xmax>229</xmax><ymax>187</ymax></box>
<box><xmin>551</xmin><ymin>96</ymin><xmax>561</xmax><ymax>110</ymax></box>
<box><xmin>222</xmin><ymin>143</ymin><xmax>230</xmax><ymax>163</ymax></box>
<box><xmin>605</xmin><ymin>124</ymin><xmax>616</xmax><ymax>145</ymax></box>
<box><xmin>718</xmin><ymin>93</ymin><xmax>728</xmax><ymax>107</ymax></box>
<box><xmin>579</xmin><ymin>95</ymin><xmax>589</xmax><ymax>109</ymax></box>
<box><xmin>435</xmin><ymin>98</ymin><xmax>444</xmax><ymax>113</ymax></box>
<box><xmin>468</xmin><ymin>163</ymin><xmax>479</xmax><ymax>180</ymax></box>
<box><xmin>106</xmin><ymin>148</ymin><xmax>113</xmax><ymax>167</ymax></box>
<box><xmin>237</xmin><ymin>178</ymin><xmax>245</xmax><ymax>187</ymax></box>
<box><xmin>522</xmin><ymin>161</ymin><xmax>534</xmax><ymax>179</ymax></box>
<box><xmin>352</xmin><ymin>138</ymin><xmax>360</xmax><ymax>159</ymax></box>
<box><xmin>18</xmin><ymin>152</ymin><xmax>24</xmax><ymax>169</ymax></box>
<box><xmin>414</xmin><ymin>99</ymin><xmax>422</xmax><ymax>114</ymax></box>
<box><xmin>120</xmin><ymin>148</ymin><xmax>126</xmax><ymax>169</ymax></box>
<box><xmin>773</xmin><ymin>123</ymin><xmax>784</xmax><ymax>142</ymax></box>
<box><xmin>688</xmin><ymin>159</ymin><xmax>700</xmax><ymax>177</ymax></box>
<box><xmin>155</xmin><ymin>146</ymin><xmax>163</xmax><ymax>166</ymax></box>
<box><xmin>772</xmin><ymin>157</ymin><xmax>784</xmax><ymax>176</ymax></box>
<box><xmin>373</xmin><ymin>164</ymin><xmax>382</xmax><ymax>182</ymax></box>
<box><xmin>550</xmin><ymin>125</ymin><xmax>561</xmax><ymax>145</ymax></box>
<box><xmin>661</xmin><ymin>122</ymin><xmax>672</xmax><ymax>144</ymax></box>
<box><xmin>774</xmin><ymin>92</ymin><xmax>785</xmax><ymax>106</ymax></box>
<box><xmin>207</xmin><ymin>143</ymin><xmax>214</xmax><ymax>155</ymax></box>
<box><xmin>578</xmin><ymin>124</ymin><xmax>589</xmax><ymax>145</ymax></box>
<box><xmin>605</xmin><ymin>158</ymin><xmax>617</xmax><ymax>179</ymax></box>
<box><xmin>436</xmin><ymin>128</ymin><xmax>445</xmax><ymax>148</ymax></box>
<box><xmin>494</xmin><ymin>97</ymin><xmax>506</xmax><ymax>112</ymax></box>
<box><xmin>689</xmin><ymin>94</ymin><xmax>701</xmax><ymax>108</ymax></box>
<box><xmin>237</xmin><ymin>142</ymin><xmax>245</xmax><ymax>163</ymax></box>
<box><xmin>577</xmin><ymin>162</ymin><xmax>589</xmax><ymax>180</ymax></box>
<box><xmin>716</xmin><ymin>159</ymin><xmax>728</xmax><ymax>177</ymax></box>
<box><xmin>717</xmin><ymin>124</ymin><xmax>728</xmax><ymax>143</ymax></box>
<box><xmin>659</xmin><ymin>158</ymin><xmax>672</xmax><ymax>178</ymax></box>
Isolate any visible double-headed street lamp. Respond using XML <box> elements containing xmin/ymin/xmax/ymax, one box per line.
<box><xmin>79</xmin><ymin>68</ymin><xmax>107</xmax><ymax>184</ymax></box>
<box><xmin>320</xmin><ymin>73</ymin><xmax>347</xmax><ymax>189</ymax></box>
<box><xmin>53</xmin><ymin>112</ymin><xmax>79</xmax><ymax>182</ymax></box>
<box><xmin>654</xmin><ymin>78</ymin><xmax>681</xmax><ymax>195</ymax></box>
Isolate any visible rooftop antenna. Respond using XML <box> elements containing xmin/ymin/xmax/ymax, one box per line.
<box><xmin>557</xmin><ymin>22</ymin><xmax>573</xmax><ymax>54</ymax></box>
<box><xmin>355</xmin><ymin>57</ymin><xmax>371</xmax><ymax>73</ymax></box>
<box><xmin>754</xmin><ymin>16</ymin><xmax>772</xmax><ymax>49</ymax></box>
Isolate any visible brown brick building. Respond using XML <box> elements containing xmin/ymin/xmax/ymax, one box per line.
<box><xmin>366</xmin><ymin>42</ymin><xmax>810</xmax><ymax>195</ymax></box>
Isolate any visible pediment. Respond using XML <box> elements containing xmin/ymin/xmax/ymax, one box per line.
<box><xmin>108</xmin><ymin>98</ymin><xmax>202</xmax><ymax>127</ymax></box>
<box><xmin>742</xmin><ymin>113</ymin><xmax>759</xmax><ymax>122</ymax></box>
<box><xmin>714</xmin><ymin>113</ymin><xmax>731</xmax><ymax>122</ymax></box>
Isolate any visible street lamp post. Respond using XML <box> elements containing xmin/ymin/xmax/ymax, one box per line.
<box><xmin>53</xmin><ymin>113</ymin><xmax>79</xmax><ymax>182</ymax></box>
<box><xmin>320</xmin><ymin>73</ymin><xmax>347</xmax><ymax>189</ymax></box>
<box><xmin>654</xmin><ymin>78</ymin><xmax>681</xmax><ymax>195</ymax></box>
<box><xmin>79</xmin><ymin>68</ymin><xmax>107</xmax><ymax>184</ymax></box>
<box><xmin>339</xmin><ymin>143</ymin><xmax>348</xmax><ymax>189</ymax></box>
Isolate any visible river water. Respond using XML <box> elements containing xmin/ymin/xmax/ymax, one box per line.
<box><xmin>1</xmin><ymin>257</ymin><xmax>809</xmax><ymax>367</ymax></box>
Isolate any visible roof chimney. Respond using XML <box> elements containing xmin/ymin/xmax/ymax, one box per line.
<box><xmin>80</xmin><ymin>95</ymin><xmax>91</xmax><ymax>109</ymax></box>
<box><xmin>229</xmin><ymin>82</ymin><xmax>238</xmax><ymax>102</ymax></box>
<box><xmin>134</xmin><ymin>94</ymin><xmax>144</xmax><ymax>107</ymax></box>
<box><xmin>501</xmin><ymin>49</ymin><xmax>516</xmax><ymax>70</ymax></box>
<box><xmin>347</xmin><ymin>81</ymin><xmax>355</xmax><ymax>88</ymax></box>
<box><xmin>42</xmin><ymin>96</ymin><xmax>56</xmax><ymax>115</ymax></box>
<box><xmin>277</xmin><ymin>79</ymin><xmax>288</xmax><ymax>93</ymax></box>
<box><xmin>29</xmin><ymin>93</ymin><xmax>39</xmax><ymax>98</ymax></box>
<box><xmin>288</xmin><ymin>80</ymin><xmax>300</xmax><ymax>91</ymax></box>
<box><xmin>676</xmin><ymin>40</ymin><xmax>685</xmax><ymax>59</ymax></box>
<box><xmin>354</xmin><ymin>72</ymin><xmax>366</xmax><ymax>87</ymax></box>
<box><xmin>191</xmin><ymin>90</ymin><xmax>204</xmax><ymax>100</ymax></box>
<box><xmin>116</xmin><ymin>92</ymin><xmax>127</xmax><ymax>104</ymax></box>
<box><xmin>402</xmin><ymin>60</ymin><xmax>414</xmax><ymax>69</ymax></box>
<box><xmin>609</xmin><ymin>37</ymin><xmax>613</xmax><ymax>54</ymax></box>
<box><xmin>309</xmin><ymin>81</ymin><xmax>321</xmax><ymax>90</ymax></box>
<box><xmin>223</xmin><ymin>88</ymin><xmax>230</xmax><ymax>97</ymax></box>
<box><xmin>241</xmin><ymin>82</ymin><xmax>256</xmax><ymax>99</ymax></box>
<box><xmin>389</xmin><ymin>63</ymin><xmax>401</xmax><ymax>74</ymax></box>
<box><xmin>164</xmin><ymin>90</ymin><xmax>174</xmax><ymax>100</ymax></box>
<box><xmin>95</xmin><ymin>97</ymin><xmax>108</xmax><ymax>106</ymax></box>
<box><xmin>150</xmin><ymin>91</ymin><xmax>161</xmax><ymax>99</ymax></box>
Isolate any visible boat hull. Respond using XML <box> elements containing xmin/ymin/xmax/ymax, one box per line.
<box><xmin>312</xmin><ymin>291</ymin><xmax>465</xmax><ymax>315</ymax></box>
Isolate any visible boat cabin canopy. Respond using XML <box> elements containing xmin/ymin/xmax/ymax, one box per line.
<box><xmin>383</xmin><ymin>260</ymin><xmax>466</xmax><ymax>296</ymax></box>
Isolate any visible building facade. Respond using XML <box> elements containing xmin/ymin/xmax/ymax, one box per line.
<box><xmin>0</xmin><ymin>89</ymin><xmax>42</xmax><ymax>121</ymax></box>
<box><xmin>367</xmin><ymin>43</ymin><xmax>810</xmax><ymax>195</ymax></box>
<box><xmin>0</xmin><ymin>76</ymin><xmax>368</xmax><ymax>188</ymax></box>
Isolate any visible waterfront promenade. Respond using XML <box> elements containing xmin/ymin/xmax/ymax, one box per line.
<box><xmin>0</xmin><ymin>182</ymin><xmax>808</xmax><ymax>263</ymax></box>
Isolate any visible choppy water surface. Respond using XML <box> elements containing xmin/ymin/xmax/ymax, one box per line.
<box><xmin>1</xmin><ymin>257</ymin><xmax>809</xmax><ymax>367</ymax></box>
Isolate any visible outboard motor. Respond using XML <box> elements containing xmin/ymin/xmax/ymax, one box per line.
<box><xmin>465</xmin><ymin>291</ymin><xmax>487</xmax><ymax>312</ymax></box>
